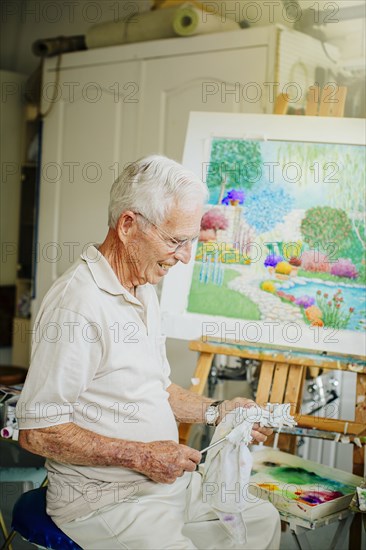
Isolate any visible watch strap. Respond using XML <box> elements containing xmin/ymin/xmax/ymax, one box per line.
<box><xmin>210</xmin><ymin>400</ymin><xmax>224</xmax><ymax>409</ymax></box>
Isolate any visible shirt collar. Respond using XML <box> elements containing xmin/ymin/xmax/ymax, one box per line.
<box><xmin>80</xmin><ymin>244</ymin><xmax>142</xmax><ymax>305</ymax></box>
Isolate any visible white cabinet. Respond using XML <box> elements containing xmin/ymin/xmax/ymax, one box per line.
<box><xmin>41</xmin><ymin>61</ymin><xmax>141</xmax><ymax>275</ymax></box>
<box><xmin>35</xmin><ymin>25</ymin><xmax>337</xmax><ymax>314</ymax></box>
<box><xmin>136</xmin><ymin>46</ymin><xmax>267</xmax><ymax>160</ymax></box>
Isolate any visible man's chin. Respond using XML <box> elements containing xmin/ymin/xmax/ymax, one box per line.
<box><xmin>146</xmin><ymin>273</ymin><xmax>165</xmax><ymax>286</ymax></box>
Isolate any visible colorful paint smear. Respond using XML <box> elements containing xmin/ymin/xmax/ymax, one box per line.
<box><xmin>252</xmin><ymin>461</ymin><xmax>356</xmax><ymax>507</ymax></box>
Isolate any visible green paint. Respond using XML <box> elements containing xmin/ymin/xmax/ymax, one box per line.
<box><xmin>262</xmin><ymin>464</ymin><xmax>355</xmax><ymax>494</ymax></box>
<box><xmin>187</xmin><ymin>264</ymin><xmax>261</xmax><ymax>319</ymax></box>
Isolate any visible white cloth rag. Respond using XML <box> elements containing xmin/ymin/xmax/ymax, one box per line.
<box><xmin>202</xmin><ymin>403</ymin><xmax>296</xmax><ymax>543</ymax></box>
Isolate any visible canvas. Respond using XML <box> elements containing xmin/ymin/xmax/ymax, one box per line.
<box><xmin>160</xmin><ymin>113</ymin><xmax>366</xmax><ymax>355</ymax></box>
<box><xmin>189</xmin><ymin>138</ymin><xmax>364</xmax><ymax>329</ymax></box>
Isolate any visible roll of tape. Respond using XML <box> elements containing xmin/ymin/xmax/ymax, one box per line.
<box><xmin>173</xmin><ymin>5</ymin><xmax>239</xmax><ymax>36</ymax></box>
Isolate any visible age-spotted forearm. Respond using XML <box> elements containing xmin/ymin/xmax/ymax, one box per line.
<box><xmin>167</xmin><ymin>383</ymin><xmax>214</xmax><ymax>424</ymax></box>
<box><xmin>18</xmin><ymin>423</ymin><xmax>144</xmax><ymax>470</ymax></box>
<box><xmin>18</xmin><ymin>422</ymin><xmax>201</xmax><ymax>484</ymax></box>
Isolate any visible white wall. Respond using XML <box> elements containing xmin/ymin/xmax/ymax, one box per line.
<box><xmin>0</xmin><ymin>0</ymin><xmax>152</xmax><ymax>74</ymax></box>
<box><xmin>1</xmin><ymin>0</ymin><xmax>364</xmax><ymax>75</ymax></box>
<box><xmin>0</xmin><ymin>70</ymin><xmax>26</xmax><ymax>285</ymax></box>
<box><xmin>0</xmin><ymin>0</ymin><xmax>24</xmax><ymax>72</ymax></box>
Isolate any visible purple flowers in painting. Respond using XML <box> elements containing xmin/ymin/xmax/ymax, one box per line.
<box><xmin>264</xmin><ymin>254</ymin><xmax>283</xmax><ymax>268</ymax></box>
<box><xmin>222</xmin><ymin>189</ymin><xmax>245</xmax><ymax>205</ymax></box>
<box><xmin>295</xmin><ymin>295</ymin><xmax>315</xmax><ymax>308</ymax></box>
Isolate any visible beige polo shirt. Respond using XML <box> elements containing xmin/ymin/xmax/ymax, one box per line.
<box><xmin>16</xmin><ymin>245</ymin><xmax>178</xmax><ymax>523</ymax></box>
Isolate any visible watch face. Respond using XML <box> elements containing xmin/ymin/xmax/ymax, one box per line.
<box><xmin>206</xmin><ymin>406</ymin><xmax>219</xmax><ymax>425</ymax></box>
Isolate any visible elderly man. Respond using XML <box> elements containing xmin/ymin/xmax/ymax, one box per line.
<box><xmin>17</xmin><ymin>155</ymin><xmax>280</xmax><ymax>549</ymax></box>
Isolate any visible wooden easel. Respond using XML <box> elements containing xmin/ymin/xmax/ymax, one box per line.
<box><xmin>180</xmin><ymin>340</ymin><xmax>366</xmax><ymax>548</ymax></box>
<box><xmin>274</xmin><ymin>85</ymin><xmax>348</xmax><ymax>117</ymax></box>
<box><xmin>179</xmin><ymin>339</ymin><xmax>366</xmax><ymax>477</ymax></box>
<box><xmin>307</xmin><ymin>85</ymin><xmax>348</xmax><ymax>117</ymax></box>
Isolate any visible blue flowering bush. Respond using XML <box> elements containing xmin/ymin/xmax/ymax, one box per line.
<box><xmin>244</xmin><ymin>187</ymin><xmax>294</xmax><ymax>233</ymax></box>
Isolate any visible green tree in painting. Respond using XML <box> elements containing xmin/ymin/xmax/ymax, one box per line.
<box><xmin>277</xmin><ymin>142</ymin><xmax>365</xmax><ymax>252</ymax></box>
<box><xmin>339</xmin><ymin>225</ymin><xmax>365</xmax><ymax>264</ymax></box>
<box><xmin>206</xmin><ymin>139</ymin><xmax>262</xmax><ymax>201</ymax></box>
<box><xmin>326</xmin><ymin>147</ymin><xmax>365</xmax><ymax>254</ymax></box>
<box><xmin>300</xmin><ymin>207</ymin><xmax>352</xmax><ymax>254</ymax></box>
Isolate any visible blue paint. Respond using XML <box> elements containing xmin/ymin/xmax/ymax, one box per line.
<box><xmin>277</xmin><ymin>280</ymin><xmax>365</xmax><ymax>331</ymax></box>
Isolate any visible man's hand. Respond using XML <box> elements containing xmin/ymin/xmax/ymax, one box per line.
<box><xmin>138</xmin><ymin>441</ymin><xmax>201</xmax><ymax>484</ymax></box>
<box><xmin>217</xmin><ymin>397</ymin><xmax>273</xmax><ymax>443</ymax></box>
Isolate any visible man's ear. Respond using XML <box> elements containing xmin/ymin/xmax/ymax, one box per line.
<box><xmin>116</xmin><ymin>211</ymin><xmax>136</xmax><ymax>241</ymax></box>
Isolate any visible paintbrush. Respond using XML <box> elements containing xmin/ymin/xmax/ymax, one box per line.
<box><xmin>200</xmin><ymin>436</ymin><xmax>227</xmax><ymax>454</ymax></box>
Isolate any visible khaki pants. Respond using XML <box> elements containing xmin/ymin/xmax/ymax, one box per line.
<box><xmin>56</xmin><ymin>472</ymin><xmax>281</xmax><ymax>549</ymax></box>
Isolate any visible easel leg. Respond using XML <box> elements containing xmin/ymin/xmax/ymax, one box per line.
<box><xmin>290</xmin><ymin>529</ymin><xmax>312</xmax><ymax>550</ymax></box>
<box><xmin>328</xmin><ymin>513</ymin><xmax>353</xmax><ymax>550</ymax></box>
<box><xmin>179</xmin><ymin>351</ymin><xmax>215</xmax><ymax>445</ymax></box>
<box><xmin>349</xmin><ymin>513</ymin><xmax>362</xmax><ymax>550</ymax></box>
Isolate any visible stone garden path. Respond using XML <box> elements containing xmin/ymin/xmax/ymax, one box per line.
<box><xmin>227</xmin><ymin>271</ymin><xmax>306</xmax><ymax>324</ymax></box>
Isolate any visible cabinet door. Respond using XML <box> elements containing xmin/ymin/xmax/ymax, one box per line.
<box><xmin>137</xmin><ymin>47</ymin><xmax>267</xmax><ymax>161</ymax></box>
<box><xmin>35</xmin><ymin>62</ymin><xmax>141</xmax><ymax>310</ymax></box>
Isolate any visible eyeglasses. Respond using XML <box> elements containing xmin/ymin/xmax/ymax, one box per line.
<box><xmin>135</xmin><ymin>213</ymin><xmax>198</xmax><ymax>253</ymax></box>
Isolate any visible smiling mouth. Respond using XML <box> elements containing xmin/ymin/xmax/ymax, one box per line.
<box><xmin>158</xmin><ymin>263</ymin><xmax>173</xmax><ymax>272</ymax></box>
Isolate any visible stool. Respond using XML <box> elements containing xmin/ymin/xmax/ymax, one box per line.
<box><xmin>0</xmin><ymin>366</ymin><xmax>27</xmax><ymax>386</ymax></box>
<box><xmin>2</xmin><ymin>486</ymin><xmax>82</xmax><ymax>550</ymax></box>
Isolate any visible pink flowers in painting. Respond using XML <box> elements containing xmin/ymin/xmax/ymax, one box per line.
<box><xmin>201</xmin><ymin>209</ymin><xmax>229</xmax><ymax>231</ymax></box>
<box><xmin>330</xmin><ymin>259</ymin><xmax>358</xmax><ymax>279</ymax></box>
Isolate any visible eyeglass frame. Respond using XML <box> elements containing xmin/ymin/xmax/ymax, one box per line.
<box><xmin>135</xmin><ymin>212</ymin><xmax>199</xmax><ymax>252</ymax></box>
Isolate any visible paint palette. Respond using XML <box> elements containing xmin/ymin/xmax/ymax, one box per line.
<box><xmin>249</xmin><ymin>449</ymin><xmax>363</xmax><ymax>521</ymax></box>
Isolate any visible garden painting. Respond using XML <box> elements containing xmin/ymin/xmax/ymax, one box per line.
<box><xmin>186</xmin><ymin>137</ymin><xmax>366</xmax><ymax>335</ymax></box>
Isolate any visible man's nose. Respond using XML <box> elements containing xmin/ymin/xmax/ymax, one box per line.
<box><xmin>174</xmin><ymin>241</ymin><xmax>193</xmax><ymax>264</ymax></box>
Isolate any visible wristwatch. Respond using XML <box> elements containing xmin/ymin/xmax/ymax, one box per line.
<box><xmin>205</xmin><ymin>400</ymin><xmax>224</xmax><ymax>426</ymax></box>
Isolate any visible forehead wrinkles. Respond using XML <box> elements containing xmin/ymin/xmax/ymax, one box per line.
<box><xmin>164</xmin><ymin>220</ymin><xmax>200</xmax><ymax>241</ymax></box>
<box><xmin>164</xmin><ymin>203</ymin><xmax>203</xmax><ymax>233</ymax></box>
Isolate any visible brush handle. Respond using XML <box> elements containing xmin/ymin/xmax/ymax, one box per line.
<box><xmin>200</xmin><ymin>436</ymin><xmax>227</xmax><ymax>454</ymax></box>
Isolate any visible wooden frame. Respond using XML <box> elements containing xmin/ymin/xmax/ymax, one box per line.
<box><xmin>180</xmin><ymin>339</ymin><xmax>366</xmax><ymax>476</ymax></box>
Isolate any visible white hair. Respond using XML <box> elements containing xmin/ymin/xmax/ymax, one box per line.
<box><xmin>108</xmin><ymin>155</ymin><xmax>209</xmax><ymax>228</ymax></box>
